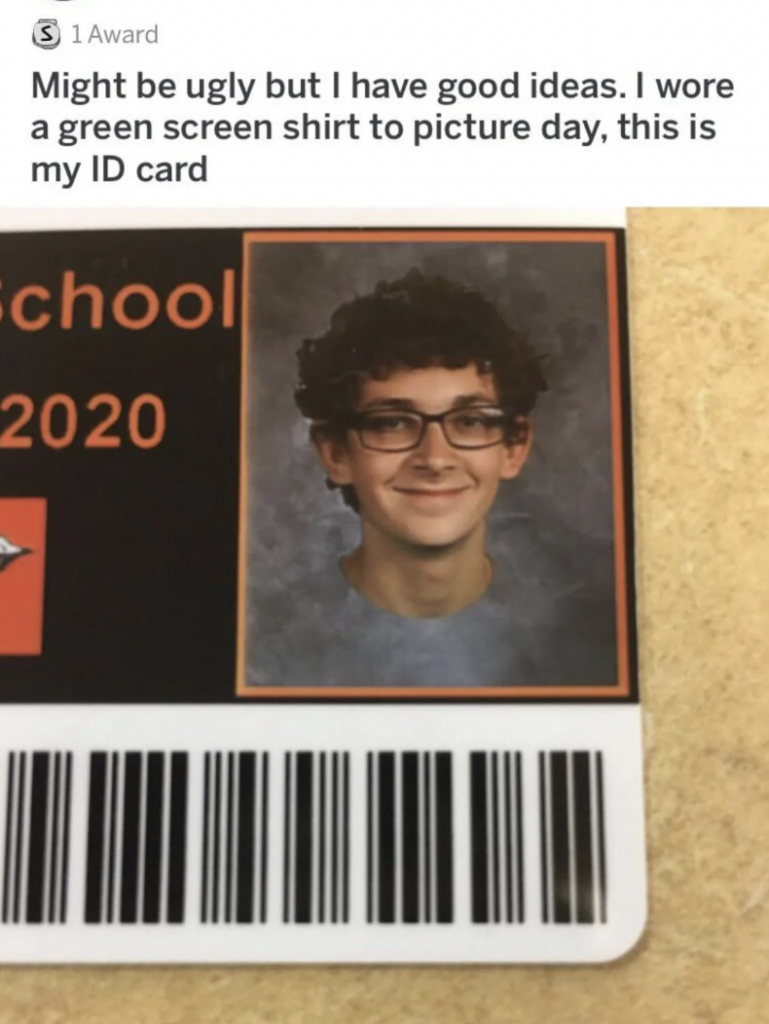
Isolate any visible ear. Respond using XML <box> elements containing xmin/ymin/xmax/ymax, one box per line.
<box><xmin>499</xmin><ymin>417</ymin><xmax>533</xmax><ymax>480</ymax></box>
<box><xmin>312</xmin><ymin>430</ymin><xmax>354</xmax><ymax>485</ymax></box>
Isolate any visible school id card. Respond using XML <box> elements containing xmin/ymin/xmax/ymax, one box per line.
<box><xmin>0</xmin><ymin>213</ymin><xmax>645</xmax><ymax>963</ymax></box>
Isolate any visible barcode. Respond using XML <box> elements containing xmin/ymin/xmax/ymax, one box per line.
<box><xmin>2</xmin><ymin>752</ymin><xmax>72</xmax><ymax>924</ymax></box>
<box><xmin>539</xmin><ymin>751</ymin><xmax>607</xmax><ymax>925</ymax></box>
<box><xmin>0</xmin><ymin>749</ymin><xmax>609</xmax><ymax>928</ymax></box>
<box><xmin>284</xmin><ymin>752</ymin><xmax>350</xmax><ymax>924</ymax></box>
<box><xmin>84</xmin><ymin>752</ymin><xmax>188</xmax><ymax>924</ymax></box>
<box><xmin>470</xmin><ymin>752</ymin><xmax>524</xmax><ymax>924</ymax></box>
<box><xmin>202</xmin><ymin>751</ymin><xmax>269</xmax><ymax>924</ymax></box>
<box><xmin>367</xmin><ymin>752</ymin><xmax>453</xmax><ymax>924</ymax></box>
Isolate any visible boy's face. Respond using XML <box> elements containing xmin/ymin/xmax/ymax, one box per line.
<box><xmin>314</xmin><ymin>364</ymin><xmax>532</xmax><ymax>551</ymax></box>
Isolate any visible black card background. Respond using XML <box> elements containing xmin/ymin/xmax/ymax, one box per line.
<box><xmin>0</xmin><ymin>230</ymin><xmax>242</xmax><ymax>702</ymax></box>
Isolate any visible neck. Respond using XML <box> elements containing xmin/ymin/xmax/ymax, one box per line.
<box><xmin>343</xmin><ymin>524</ymin><xmax>492</xmax><ymax>618</ymax></box>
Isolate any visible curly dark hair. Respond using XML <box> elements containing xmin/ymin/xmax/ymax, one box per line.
<box><xmin>294</xmin><ymin>268</ymin><xmax>548</xmax><ymax>511</ymax></box>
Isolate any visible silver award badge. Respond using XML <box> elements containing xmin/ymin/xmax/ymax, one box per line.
<box><xmin>33</xmin><ymin>19</ymin><xmax>62</xmax><ymax>50</ymax></box>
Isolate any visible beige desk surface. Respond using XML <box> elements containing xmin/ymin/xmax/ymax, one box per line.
<box><xmin>2</xmin><ymin>209</ymin><xmax>768</xmax><ymax>1024</ymax></box>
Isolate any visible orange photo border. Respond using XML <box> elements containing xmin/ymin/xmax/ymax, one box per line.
<box><xmin>236</xmin><ymin>230</ymin><xmax>631</xmax><ymax>699</ymax></box>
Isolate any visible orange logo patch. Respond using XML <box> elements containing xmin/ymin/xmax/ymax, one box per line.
<box><xmin>0</xmin><ymin>499</ymin><xmax>47</xmax><ymax>656</ymax></box>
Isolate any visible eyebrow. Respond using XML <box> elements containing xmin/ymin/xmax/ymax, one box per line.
<box><xmin>359</xmin><ymin>393</ymin><xmax>497</xmax><ymax>412</ymax></box>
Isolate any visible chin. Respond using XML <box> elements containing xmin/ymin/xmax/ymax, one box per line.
<box><xmin>397</xmin><ymin>522</ymin><xmax>480</xmax><ymax>552</ymax></box>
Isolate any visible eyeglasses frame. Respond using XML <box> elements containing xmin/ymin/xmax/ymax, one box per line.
<box><xmin>344</xmin><ymin>405</ymin><xmax>515</xmax><ymax>453</ymax></box>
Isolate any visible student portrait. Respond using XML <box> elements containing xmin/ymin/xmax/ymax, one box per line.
<box><xmin>240</xmin><ymin>230</ymin><xmax>632</xmax><ymax>698</ymax></box>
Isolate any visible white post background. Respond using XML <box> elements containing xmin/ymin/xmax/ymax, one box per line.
<box><xmin>0</xmin><ymin>0</ymin><xmax>766</xmax><ymax>206</ymax></box>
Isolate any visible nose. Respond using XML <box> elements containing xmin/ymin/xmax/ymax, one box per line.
<box><xmin>411</xmin><ymin>420</ymin><xmax>458</xmax><ymax>469</ymax></box>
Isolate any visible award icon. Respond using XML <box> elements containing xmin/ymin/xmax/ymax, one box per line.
<box><xmin>33</xmin><ymin>19</ymin><xmax>62</xmax><ymax>50</ymax></box>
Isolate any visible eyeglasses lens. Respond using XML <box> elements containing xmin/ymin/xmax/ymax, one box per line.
<box><xmin>359</xmin><ymin>412</ymin><xmax>422</xmax><ymax>450</ymax></box>
<box><xmin>445</xmin><ymin>408</ymin><xmax>505</xmax><ymax>446</ymax></box>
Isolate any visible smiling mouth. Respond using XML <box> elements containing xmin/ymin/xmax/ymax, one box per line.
<box><xmin>395</xmin><ymin>487</ymin><xmax>470</xmax><ymax>498</ymax></box>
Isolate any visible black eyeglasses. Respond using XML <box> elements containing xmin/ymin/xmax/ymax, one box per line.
<box><xmin>346</xmin><ymin>406</ymin><xmax>511</xmax><ymax>452</ymax></box>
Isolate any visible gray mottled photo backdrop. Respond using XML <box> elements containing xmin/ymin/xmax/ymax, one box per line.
<box><xmin>245</xmin><ymin>239</ymin><xmax>617</xmax><ymax>670</ymax></box>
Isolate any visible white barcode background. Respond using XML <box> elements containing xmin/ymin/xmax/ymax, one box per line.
<box><xmin>0</xmin><ymin>705</ymin><xmax>646</xmax><ymax>963</ymax></box>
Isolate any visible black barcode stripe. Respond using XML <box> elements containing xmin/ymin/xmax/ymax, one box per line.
<box><xmin>231</xmin><ymin>753</ymin><xmax>241</xmax><ymax>922</ymax></box>
<box><xmin>167</xmin><ymin>752</ymin><xmax>187</xmax><ymax>924</ymax></box>
<box><xmin>422</xmin><ymin>753</ymin><xmax>431</xmax><ymax>924</ymax></box>
<box><xmin>470</xmin><ymin>752</ymin><xmax>488</xmax><ymax>923</ymax></box>
<box><xmin>334</xmin><ymin>752</ymin><xmax>346</xmax><ymax>924</ymax></box>
<box><xmin>47</xmin><ymin>753</ymin><xmax>61</xmax><ymax>924</ymax></box>
<box><xmin>211</xmin><ymin>753</ymin><xmax>222</xmax><ymax>923</ymax></box>
<box><xmin>539</xmin><ymin>751</ymin><xmax>549</xmax><ymax>923</ymax></box>
<box><xmin>164</xmin><ymin>752</ymin><xmax>185</xmax><ymax>923</ymax></box>
<box><xmin>503</xmin><ymin>752</ymin><xmax>513</xmax><ymax>924</ymax></box>
<box><xmin>230</xmin><ymin>753</ymin><xmax>239</xmax><ymax>923</ymax></box>
<box><xmin>513</xmin><ymin>752</ymin><xmax>524</xmax><ymax>924</ymax></box>
<box><xmin>573</xmin><ymin>752</ymin><xmax>593</xmax><ymax>924</ymax></box>
<box><xmin>259</xmin><ymin>753</ymin><xmax>269</xmax><ymax>923</ymax></box>
<box><xmin>402</xmin><ymin>753</ymin><xmax>418</xmax><ymax>923</ymax></box>
<box><xmin>51</xmin><ymin>754</ymin><xmax>62</xmax><ymax>924</ymax></box>
<box><xmin>27</xmin><ymin>754</ymin><xmax>49</xmax><ymax>922</ymax></box>
<box><xmin>2</xmin><ymin>753</ymin><xmax>15</xmax><ymax>923</ymax></box>
<box><xmin>318</xmin><ymin>754</ymin><xmax>326</xmax><ymax>923</ymax></box>
<box><xmin>283</xmin><ymin>752</ymin><xmax>291</xmax><ymax>923</ymax></box>
<box><xmin>143</xmin><ymin>753</ymin><xmax>163</xmax><ymax>924</ymax></box>
<box><xmin>294</xmin><ymin>752</ymin><xmax>313</xmax><ymax>923</ymax></box>
<box><xmin>210</xmin><ymin>752</ymin><xmax>220</xmax><ymax>923</ymax></box>
<box><xmin>596</xmin><ymin>752</ymin><xmax>607</xmax><ymax>923</ymax></box>
<box><xmin>120</xmin><ymin>753</ymin><xmax>141</xmax><ymax>923</ymax></box>
<box><xmin>106</xmin><ymin>753</ymin><xmax>118</xmax><ymax>922</ymax></box>
<box><xmin>370</xmin><ymin>749</ymin><xmax>376</xmax><ymax>925</ymax></box>
<box><xmin>236</xmin><ymin>753</ymin><xmax>255</xmax><ymax>923</ymax></box>
<box><xmin>224</xmin><ymin>753</ymin><xmax>234</xmax><ymax>923</ymax></box>
<box><xmin>85</xmin><ymin>753</ymin><xmax>106</xmax><ymax>924</ymax></box>
<box><xmin>13</xmin><ymin>752</ymin><xmax>27</xmax><ymax>924</ymax></box>
<box><xmin>26</xmin><ymin>752</ymin><xmax>48</xmax><ymax>923</ymax></box>
<box><xmin>332</xmin><ymin>753</ymin><xmax>340</xmax><ymax>924</ymax></box>
<box><xmin>219</xmin><ymin>753</ymin><xmax>226</xmax><ymax>918</ymax></box>
<box><xmin>515</xmin><ymin>752</ymin><xmax>525</xmax><ymax>923</ymax></box>
<box><xmin>550</xmin><ymin>752</ymin><xmax>569</xmax><ymax>924</ymax></box>
<box><xmin>435</xmin><ymin>752</ymin><xmax>453</xmax><ymax>924</ymax></box>
<box><xmin>378</xmin><ymin>754</ymin><xmax>395</xmax><ymax>924</ymax></box>
<box><xmin>49</xmin><ymin>755</ymin><xmax>60</xmax><ymax>921</ymax></box>
<box><xmin>140</xmin><ymin>754</ymin><xmax>156</xmax><ymax>923</ymax></box>
<box><xmin>201</xmin><ymin>752</ymin><xmax>211</xmax><ymax>923</ymax></box>
<box><xmin>491</xmin><ymin>752</ymin><xmax>500</xmax><ymax>923</ymax></box>
<box><xmin>337</xmin><ymin>752</ymin><xmax>347</xmax><ymax>922</ymax></box>
<box><xmin>203</xmin><ymin>752</ymin><xmax>215</xmax><ymax>925</ymax></box>
<box><xmin>60</xmin><ymin>753</ymin><xmax>73</xmax><ymax>924</ymax></box>
<box><xmin>342</xmin><ymin>753</ymin><xmax>350</xmax><ymax>923</ymax></box>
<box><xmin>105</xmin><ymin>753</ymin><xmax>118</xmax><ymax>923</ymax></box>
